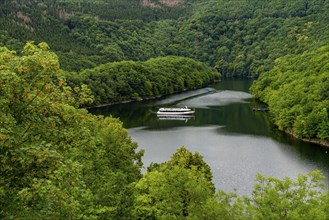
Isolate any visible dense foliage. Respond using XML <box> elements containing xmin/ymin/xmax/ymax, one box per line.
<box><xmin>66</xmin><ymin>56</ymin><xmax>220</xmax><ymax>105</ymax></box>
<box><xmin>57</xmin><ymin>0</ymin><xmax>329</xmax><ymax>76</ymax></box>
<box><xmin>1</xmin><ymin>0</ymin><xmax>329</xmax><ymax>76</ymax></box>
<box><xmin>1</xmin><ymin>43</ymin><xmax>329</xmax><ymax>219</ymax></box>
<box><xmin>1</xmin><ymin>0</ymin><xmax>329</xmax><ymax>217</ymax></box>
<box><xmin>0</xmin><ymin>43</ymin><xmax>143</xmax><ymax>219</ymax></box>
<box><xmin>172</xmin><ymin>0</ymin><xmax>329</xmax><ymax>77</ymax></box>
<box><xmin>250</xmin><ymin>47</ymin><xmax>329</xmax><ymax>141</ymax></box>
<box><xmin>134</xmin><ymin>147</ymin><xmax>216</xmax><ymax>219</ymax></box>
<box><xmin>0</xmin><ymin>0</ymin><xmax>196</xmax><ymax>71</ymax></box>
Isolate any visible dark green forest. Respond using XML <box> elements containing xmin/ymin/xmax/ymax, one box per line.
<box><xmin>250</xmin><ymin>46</ymin><xmax>329</xmax><ymax>142</ymax></box>
<box><xmin>66</xmin><ymin>56</ymin><xmax>220</xmax><ymax>105</ymax></box>
<box><xmin>1</xmin><ymin>0</ymin><xmax>329</xmax><ymax>218</ymax></box>
<box><xmin>2</xmin><ymin>0</ymin><xmax>329</xmax><ymax>76</ymax></box>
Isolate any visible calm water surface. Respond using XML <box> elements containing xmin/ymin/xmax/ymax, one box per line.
<box><xmin>90</xmin><ymin>80</ymin><xmax>329</xmax><ymax>195</ymax></box>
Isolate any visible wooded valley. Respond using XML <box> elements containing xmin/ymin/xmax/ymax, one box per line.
<box><xmin>0</xmin><ymin>0</ymin><xmax>329</xmax><ymax>218</ymax></box>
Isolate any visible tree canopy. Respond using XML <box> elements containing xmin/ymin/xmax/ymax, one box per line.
<box><xmin>66</xmin><ymin>56</ymin><xmax>220</xmax><ymax>105</ymax></box>
<box><xmin>1</xmin><ymin>0</ymin><xmax>329</xmax><ymax>75</ymax></box>
<box><xmin>250</xmin><ymin>46</ymin><xmax>329</xmax><ymax>141</ymax></box>
<box><xmin>0</xmin><ymin>42</ymin><xmax>143</xmax><ymax>219</ymax></box>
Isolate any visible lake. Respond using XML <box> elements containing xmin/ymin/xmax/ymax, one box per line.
<box><xmin>89</xmin><ymin>79</ymin><xmax>329</xmax><ymax>195</ymax></box>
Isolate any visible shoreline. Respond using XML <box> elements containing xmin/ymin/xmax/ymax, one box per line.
<box><xmin>285</xmin><ymin>130</ymin><xmax>329</xmax><ymax>148</ymax></box>
<box><xmin>84</xmin><ymin>84</ymin><xmax>214</xmax><ymax>109</ymax></box>
<box><xmin>300</xmin><ymin>137</ymin><xmax>329</xmax><ymax>148</ymax></box>
<box><xmin>85</xmin><ymin>80</ymin><xmax>222</xmax><ymax>109</ymax></box>
<box><xmin>85</xmin><ymin>95</ymin><xmax>163</xmax><ymax>109</ymax></box>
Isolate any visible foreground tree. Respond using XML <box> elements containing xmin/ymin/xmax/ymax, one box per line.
<box><xmin>245</xmin><ymin>171</ymin><xmax>329</xmax><ymax>220</ymax></box>
<box><xmin>0</xmin><ymin>43</ymin><xmax>143</xmax><ymax>219</ymax></box>
<box><xmin>133</xmin><ymin>147</ymin><xmax>216</xmax><ymax>219</ymax></box>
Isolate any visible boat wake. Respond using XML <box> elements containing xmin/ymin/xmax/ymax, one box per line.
<box><xmin>153</xmin><ymin>87</ymin><xmax>216</xmax><ymax>106</ymax></box>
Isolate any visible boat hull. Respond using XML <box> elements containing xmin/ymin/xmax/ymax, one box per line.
<box><xmin>156</xmin><ymin>111</ymin><xmax>195</xmax><ymax>116</ymax></box>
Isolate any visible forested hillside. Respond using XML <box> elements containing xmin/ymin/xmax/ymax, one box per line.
<box><xmin>66</xmin><ymin>56</ymin><xmax>219</xmax><ymax>105</ymax></box>
<box><xmin>1</xmin><ymin>0</ymin><xmax>329</xmax><ymax>218</ymax></box>
<box><xmin>175</xmin><ymin>0</ymin><xmax>329</xmax><ymax>77</ymax></box>
<box><xmin>251</xmin><ymin>46</ymin><xmax>329</xmax><ymax>142</ymax></box>
<box><xmin>1</xmin><ymin>0</ymin><xmax>329</xmax><ymax>75</ymax></box>
<box><xmin>0</xmin><ymin>0</ymin><xmax>197</xmax><ymax>70</ymax></box>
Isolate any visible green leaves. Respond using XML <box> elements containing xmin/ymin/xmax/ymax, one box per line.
<box><xmin>134</xmin><ymin>165</ymin><xmax>215</xmax><ymax>219</ymax></box>
<box><xmin>134</xmin><ymin>147</ymin><xmax>217</xmax><ymax>219</ymax></box>
<box><xmin>251</xmin><ymin>46</ymin><xmax>329</xmax><ymax>141</ymax></box>
<box><xmin>2</xmin><ymin>0</ymin><xmax>329</xmax><ymax>77</ymax></box>
<box><xmin>0</xmin><ymin>43</ymin><xmax>143</xmax><ymax>219</ymax></box>
<box><xmin>246</xmin><ymin>171</ymin><xmax>327</xmax><ymax>220</ymax></box>
<box><xmin>66</xmin><ymin>56</ymin><xmax>220</xmax><ymax>106</ymax></box>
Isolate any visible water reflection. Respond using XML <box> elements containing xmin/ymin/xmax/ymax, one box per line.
<box><xmin>157</xmin><ymin>115</ymin><xmax>195</xmax><ymax>122</ymax></box>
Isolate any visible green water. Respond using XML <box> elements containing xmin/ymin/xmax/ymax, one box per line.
<box><xmin>89</xmin><ymin>79</ymin><xmax>329</xmax><ymax>194</ymax></box>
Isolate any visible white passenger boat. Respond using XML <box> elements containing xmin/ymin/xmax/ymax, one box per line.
<box><xmin>157</xmin><ymin>106</ymin><xmax>195</xmax><ymax>116</ymax></box>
